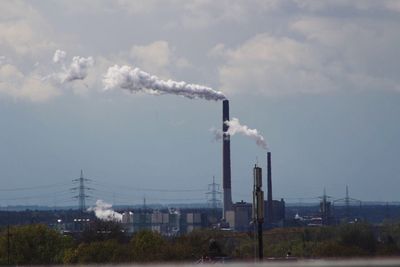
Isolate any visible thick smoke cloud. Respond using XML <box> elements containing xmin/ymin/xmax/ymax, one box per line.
<box><xmin>225</xmin><ymin>118</ymin><xmax>267</xmax><ymax>150</ymax></box>
<box><xmin>103</xmin><ymin>65</ymin><xmax>226</xmax><ymax>101</ymax></box>
<box><xmin>51</xmin><ymin>50</ymin><xmax>94</xmax><ymax>83</ymax></box>
<box><xmin>88</xmin><ymin>199</ymin><xmax>122</xmax><ymax>222</ymax></box>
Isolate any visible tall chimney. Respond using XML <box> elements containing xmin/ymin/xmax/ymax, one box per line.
<box><xmin>222</xmin><ymin>100</ymin><xmax>233</xmax><ymax>217</ymax></box>
<box><xmin>267</xmin><ymin>152</ymin><xmax>273</xmax><ymax>224</ymax></box>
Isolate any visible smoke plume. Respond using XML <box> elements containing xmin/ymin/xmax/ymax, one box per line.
<box><xmin>103</xmin><ymin>65</ymin><xmax>226</xmax><ymax>101</ymax></box>
<box><xmin>53</xmin><ymin>50</ymin><xmax>66</xmax><ymax>63</ymax></box>
<box><xmin>51</xmin><ymin>50</ymin><xmax>94</xmax><ymax>83</ymax></box>
<box><xmin>88</xmin><ymin>199</ymin><xmax>122</xmax><ymax>222</ymax></box>
<box><xmin>225</xmin><ymin>118</ymin><xmax>268</xmax><ymax>150</ymax></box>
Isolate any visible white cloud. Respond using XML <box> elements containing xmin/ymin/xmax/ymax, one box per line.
<box><xmin>115</xmin><ymin>0</ymin><xmax>160</xmax><ymax>14</ymax></box>
<box><xmin>0</xmin><ymin>64</ymin><xmax>60</xmax><ymax>102</ymax></box>
<box><xmin>180</xmin><ymin>0</ymin><xmax>279</xmax><ymax>29</ymax></box>
<box><xmin>216</xmin><ymin>34</ymin><xmax>334</xmax><ymax>96</ymax></box>
<box><xmin>215</xmin><ymin>15</ymin><xmax>400</xmax><ymax>96</ymax></box>
<box><xmin>130</xmin><ymin>41</ymin><xmax>191</xmax><ymax>78</ymax></box>
<box><xmin>0</xmin><ymin>1</ymin><xmax>56</xmax><ymax>58</ymax></box>
<box><xmin>130</xmin><ymin>41</ymin><xmax>171</xmax><ymax>77</ymax></box>
<box><xmin>293</xmin><ymin>0</ymin><xmax>400</xmax><ymax>12</ymax></box>
<box><xmin>58</xmin><ymin>0</ymin><xmax>172</xmax><ymax>16</ymax></box>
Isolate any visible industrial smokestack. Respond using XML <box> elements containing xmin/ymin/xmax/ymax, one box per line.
<box><xmin>222</xmin><ymin>99</ymin><xmax>233</xmax><ymax>217</ymax></box>
<box><xmin>267</xmin><ymin>152</ymin><xmax>273</xmax><ymax>224</ymax></box>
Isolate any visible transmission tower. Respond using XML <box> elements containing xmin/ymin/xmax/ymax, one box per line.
<box><xmin>206</xmin><ymin>176</ymin><xmax>222</xmax><ymax>209</ymax></box>
<box><xmin>333</xmin><ymin>185</ymin><xmax>361</xmax><ymax>222</ymax></box>
<box><xmin>72</xmin><ymin>170</ymin><xmax>92</xmax><ymax>212</ymax></box>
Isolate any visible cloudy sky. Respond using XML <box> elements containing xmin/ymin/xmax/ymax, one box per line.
<box><xmin>1</xmin><ymin>0</ymin><xmax>400</xmax><ymax>207</ymax></box>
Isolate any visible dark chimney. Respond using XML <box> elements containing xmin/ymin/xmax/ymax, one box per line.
<box><xmin>267</xmin><ymin>152</ymin><xmax>273</xmax><ymax>223</ymax></box>
<box><xmin>222</xmin><ymin>100</ymin><xmax>233</xmax><ymax>217</ymax></box>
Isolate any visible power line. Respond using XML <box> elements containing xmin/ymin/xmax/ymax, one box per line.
<box><xmin>92</xmin><ymin>180</ymin><xmax>205</xmax><ymax>193</ymax></box>
<box><xmin>0</xmin><ymin>182</ymin><xmax>70</xmax><ymax>192</ymax></box>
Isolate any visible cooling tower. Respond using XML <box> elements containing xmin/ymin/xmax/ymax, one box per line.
<box><xmin>222</xmin><ymin>100</ymin><xmax>233</xmax><ymax>217</ymax></box>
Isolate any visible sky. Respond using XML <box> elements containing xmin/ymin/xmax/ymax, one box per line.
<box><xmin>0</xmin><ymin>0</ymin><xmax>400</xmax><ymax>207</ymax></box>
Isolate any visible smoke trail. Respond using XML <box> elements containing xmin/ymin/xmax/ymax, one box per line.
<box><xmin>225</xmin><ymin>118</ymin><xmax>267</xmax><ymax>150</ymax></box>
<box><xmin>50</xmin><ymin>50</ymin><xmax>94</xmax><ymax>83</ymax></box>
<box><xmin>88</xmin><ymin>199</ymin><xmax>122</xmax><ymax>222</ymax></box>
<box><xmin>103</xmin><ymin>65</ymin><xmax>226</xmax><ymax>101</ymax></box>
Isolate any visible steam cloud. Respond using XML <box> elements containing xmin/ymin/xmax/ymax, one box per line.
<box><xmin>103</xmin><ymin>65</ymin><xmax>226</xmax><ymax>101</ymax></box>
<box><xmin>51</xmin><ymin>50</ymin><xmax>94</xmax><ymax>83</ymax></box>
<box><xmin>88</xmin><ymin>199</ymin><xmax>122</xmax><ymax>222</ymax></box>
<box><xmin>225</xmin><ymin>118</ymin><xmax>267</xmax><ymax>149</ymax></box>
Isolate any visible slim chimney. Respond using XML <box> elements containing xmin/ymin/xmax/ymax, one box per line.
<box><xmin>267</xmin><ymin>152</ymin><xmax>273</xmax><ymax>224</ymax></box>
<box><xmin>222</xmin><ymin>100</ymin><xmax>233</xmax><ymax>217</ymax></box>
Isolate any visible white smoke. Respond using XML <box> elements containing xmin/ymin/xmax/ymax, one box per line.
<box><xmin>50</xmin><ymin>50</ymin><xmax>94</xmax><ymax>83</ymax></box>
<box><xmin>225</xmin><ymin>117</ymin><xmax>268</xmax><ymax>150</ymax></box>
<box><xmin>88</xmin><ymin>199</ymin><xmax>122</xmax><ymax>222</ymax></box>
<box><xmin>103</xmin><ymin>65</ymin><xmax>226</xmax><ymax>101</ymax></box>
<box><xmin>62</xmin><ymin>56</ymin><xmax>94</xmax><ymax>82</ymax></box>
<box><xmin>53</xmin><ymin>49</ymin><xmax>66</xmax><ymax>63</ymax></box>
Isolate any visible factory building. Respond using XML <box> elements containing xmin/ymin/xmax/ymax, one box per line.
<box><xmin>224</xmin><ymin>199</ymin><xmax>286</xmax><ymax>232</ymax></box>
<box><xmin>121</xmin><ymin>209</ymin><xmax>180</xmax><ymax>236</ymax></box>
<box><xmin>120</xmin><ymin>208</ymin><xmax>216</xmax><ymax>235</ymax></box>
<box><xmin>264</xmin><ymin>199</ymin><xmax>286</xmax><ymax>227</ymax></box>
<box><xmin>225</xmin><ymin>201</ymin><xmax>252</xmax><ymax>232</ymax></box>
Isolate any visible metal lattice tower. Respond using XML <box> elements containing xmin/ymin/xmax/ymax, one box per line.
<box><xmin>72</xmin><ymin>170</ymin><xmax>91</xmax><ymax>212</ymax></box>
<box><xmin>333</xmin><ymin>185</ymin><xmax>362</xmax><ymax>222</ymax></box>
<box><xmin>206</xmin><ymin>176</ymin><xmax>222</xmax><ymax>209</ymax></box>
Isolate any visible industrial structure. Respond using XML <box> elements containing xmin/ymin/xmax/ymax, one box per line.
<box><xmin>266</xmin><ymin>152</ymin><xmax>273</xmax><ymax>224</ymax></box>
<box><xmin>222</xmin><ymin>99</ymin><xmax>233</xmax><ymax>217</ymax></box>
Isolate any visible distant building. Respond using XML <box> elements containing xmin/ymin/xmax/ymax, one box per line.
<box><xmin>264</xmin><ymin>198</ymin><xmax>285</xmax><ymax>227</ymax></box>
<box><xmin>120</xmin><ymin>208</ymin><xmax>217</xmax><ymax>235</ymax></box>
<box><xmin>226</xmin><ymin>201</ymin><xmax>252</xmax><ymax>232</ymax></box>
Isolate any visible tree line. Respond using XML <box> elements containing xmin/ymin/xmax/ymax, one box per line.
<box><xmin>1</xmin><ymin>221</ymin><xmax>400</xmax><ymax>264</ymax></box>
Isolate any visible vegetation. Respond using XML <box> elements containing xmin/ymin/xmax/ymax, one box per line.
<box><xmin>1</xmin><ymin>222</ymin><xmax>400</xmax><ymax>264</ymax></box>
